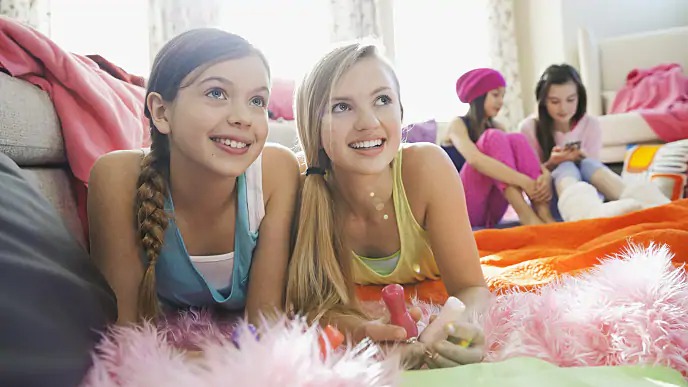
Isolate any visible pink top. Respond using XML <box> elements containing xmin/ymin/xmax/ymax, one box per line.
<box><xmin>519</xmin><ymin>114</ymin><xmax>602</xmax><ymax>161</ymax></box>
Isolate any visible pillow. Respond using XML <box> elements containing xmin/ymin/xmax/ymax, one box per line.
<box><xmin>268</xmin><ymin>78</ymin><xmax>295</xmax><ymax>121</ymax></box>
<box><xmin>0</xmin><ymin>152</ymin><xmax>117</xmax><ymax>386</ymax></box>
<box><xmin>403</xmin><ymin>119</ymin><xmax>438</xmax><ymax>144</ymax></box>
<box><xmin>621</xmin><ymin>140</ymin><xmax>688</xmax><ymax>200</ymax></box>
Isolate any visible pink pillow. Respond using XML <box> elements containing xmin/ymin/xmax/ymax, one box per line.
<box><xmin>268</xmin><ymin>78</ymin><xmax>295</xmax><ymax>121</ymax></box>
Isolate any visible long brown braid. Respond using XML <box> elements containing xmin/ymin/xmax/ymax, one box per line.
<box><xmin>133</xmin><ymin>28</ymin><xmax>269</xmax><ymax>321</ymax></box>
<box><xmin>134</xmin><ymin>129</ymin><xmax>170</xmax><ymax>320</ymax></box>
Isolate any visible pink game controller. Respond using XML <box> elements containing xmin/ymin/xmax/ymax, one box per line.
<box><xmin>381</xmin><ymin>284</ymin><xmax>418</xmax><ymax>339</ymax></box>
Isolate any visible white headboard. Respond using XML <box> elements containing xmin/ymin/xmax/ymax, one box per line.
<box><xmin>578</xmin><ymin>26</ymin><xmax>688</xmax><ymax>116</ymax></box>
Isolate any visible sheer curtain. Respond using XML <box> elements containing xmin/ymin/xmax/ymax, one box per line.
<box><xmin>47</xmin><ymin>0</ymin><xmax>333</xmax><ymax>82</ymax></box>
<box><xmin>392</xmin><ymin>0</ymin><xmax>491</xmax><ymax>125</ymax></box>
<box><xmin>49</xmin><ymin>0</ymin><xmax>150</xmax><ymax>77</ymax></box>
<box><xmin>222</xmin><ymin>1</ymin><xmax>333</xmax><ymax>81</ymax></box>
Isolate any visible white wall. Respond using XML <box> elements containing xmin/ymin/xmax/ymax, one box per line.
<box><xmin>515</xmin><ymin>0</ymin><xmax>688</xmax><ymax>115</ymax></box>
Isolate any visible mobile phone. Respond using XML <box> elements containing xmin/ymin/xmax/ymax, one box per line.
<box><xmin>565</xmin><ymin>141</ymin><xmax>581</xmax><ymax>150</ymax></box>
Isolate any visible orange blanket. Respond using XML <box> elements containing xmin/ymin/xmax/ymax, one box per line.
<box><xmin>356</xmin><ymin>199</ymin><xmax>688</xmax><ymax>304</ymax></box>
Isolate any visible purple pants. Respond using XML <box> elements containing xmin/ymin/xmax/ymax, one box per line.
<box><xmin>460</xmin><ymin>129</ymin><xmax>542</xmax><ymax>227</ymax></box>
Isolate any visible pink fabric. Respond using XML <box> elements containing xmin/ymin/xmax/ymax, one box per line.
<box><xmin>610</xmin><ymin>63</ymin><xmax>688</xmax><ymax>142</ymax></box>
<box><xmin>519</xmin><ymin>114</ymin><xmax>602</xmax><ymax>161</ymax></box>
<box><xmin>268</xmin><ymin>78</ymin><xmax>295</xmax><ymax>121</ymax></box>
<box><xmin>461</xmin><ymin>129</ymin><xmax>542</xmax><ymax>227</ymax></box>
<box><xmin>0</xmin><ymin>17</ymin><xmax>149</xmax><ymax>185</ymax></box>
<box><xmin>456</xmin><ymin>68</ymin><xmax>506</xmax><ymax>103</ymax></box>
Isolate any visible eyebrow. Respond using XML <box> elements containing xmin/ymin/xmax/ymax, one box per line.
<box><xmin>331</xmin><ymin>86</ymin><xmax>392</xmax><ymax>102</ymax></box>
<box><xmin>198</xmin><ymin>76</ymin><xmax>269</xmax><ymax>94</ymax></box>
<box><xmin>548</xmin><ymin>93</ymin><xmax>577</xmax><ymax>100</ymax></box>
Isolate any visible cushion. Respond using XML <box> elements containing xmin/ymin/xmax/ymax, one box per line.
<box><xmin>21</xmin><ymin>167</ymin><xmax>85</xmax><ymax>247</ymax></box>
<box><xmin>268</xmin><ymin>78</ymin><xmax>295</xmax><ymax>121</ymax></box>
<box><xmin>0</xmin><ymin>72</ymin><xmax>65</xmax><ymax>165</ymax></box>
<box><xmin>621</xmin><ymin>140</ymin><xmax>688</xmax><ymax>200</ymax></box>
<box><xmin>0</xmin><ymin>152</ymin><xmax>116</xmax><ymax>387</ymax></box>
<box><xmin>267</xmin><ymin>120</ymin><xmax>300</xmax><ymax>152</ymax></box>
<box><xmin>403</xmin><ymin>119</ymin><xmax>438</xmax><ymax>144</ymax></box>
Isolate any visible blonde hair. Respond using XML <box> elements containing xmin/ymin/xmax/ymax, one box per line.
<box><xmin>286</xmin><ymin>42</ymin><xmax>401</xmax><ymax>322</ymax></box>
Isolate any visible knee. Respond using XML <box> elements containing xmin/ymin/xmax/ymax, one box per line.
<box><xmin>551</xmin><ymin>161</ymin><xmax>580</xmax><ymax>180</ymax></box>
<box><xmin>505</xmin><ymin>132</ymin><xmax>530</xmax><ymax>146</ymax></box>
<box><xmin>580</xmin><ymin>158</ymin><xmax>605</xmax><ymax>181</ymax></box>
<box><xmin>476</xmin><ymin>129</ymin><xmax>508</xmax><ymax>153</ymax></box>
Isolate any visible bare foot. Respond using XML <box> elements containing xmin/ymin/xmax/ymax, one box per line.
<box><xmin>534</xmin><ymin>202</ymin><xmax>557</xmax><ymax>223</ymax></box>
<box><xmin>519</xmin><ymin>212</ymin><xmax>544</xmax><ymax>225</ymax></box>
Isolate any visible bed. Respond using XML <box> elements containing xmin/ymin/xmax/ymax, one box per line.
<box><xmin>577</xmin><ymin>25</ymin><xmax>688</xmax><ymax>163</ymax></box>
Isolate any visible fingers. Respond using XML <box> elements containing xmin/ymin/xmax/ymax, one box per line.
<box><xmin>360</xmin><ymin>322</ymin><xmax>407</xmax><ymax>342</ymax></box>
<box><xmin>398</xmin><ymin>342</ymin><xmax>427</xmax><ymax>370</ymax></box>
<box><xmin>425</xmin><ymin>352</ymin><xmax>460</xmax><ymax>369</ymax></box>
<box><xmin>433</xmin><ymin>340</ymin><xmax>485</xmax><ymax>365</ymax></box>
<box><xmin>408</xmin><ymin>306</ymin><xmax>422</xmax><ymax>323</ymax></box>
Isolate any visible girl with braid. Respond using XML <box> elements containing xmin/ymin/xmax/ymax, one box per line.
<box><xmin>88</xmin><ymin>29</ymin><xmax>300</xmax><ymax>325</ymax></box>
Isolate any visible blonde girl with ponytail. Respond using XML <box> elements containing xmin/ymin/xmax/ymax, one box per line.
<box><xmin>88</xmin><ymin>29</ymin><xmax>299</xmax><ymax>325</ymax></box>
<box><xmin>287</xmin><ymin>42</ymin><xmax>491</xmax><ymax>368</ymax></box>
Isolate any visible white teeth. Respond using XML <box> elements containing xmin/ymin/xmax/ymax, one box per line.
<box><xmin>350</xmin><ymin>139</ymin><xmax>383</xmax><ymax>149</ymax></box>
<box><xmin>212</xmin><ymin>138</ymin><xmax>247</xmax><ymax>148</ymax></box>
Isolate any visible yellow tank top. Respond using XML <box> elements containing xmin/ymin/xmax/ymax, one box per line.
<box><xmin>351</xmin><ymin>148</ymin><xmax>440</xmax><ymax>285</ymax></box>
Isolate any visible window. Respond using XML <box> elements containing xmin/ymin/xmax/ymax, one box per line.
<box><xmin>392</xmin><ymin>0</ymin><xmax>490</xmax><ymax>124</ymax></box>
<box><xmin>221</xmin><ymin>1</ymin><xmax>332</xmax><ymax>82</ymax></box>
<box><xmin>48</xmin><ymin>0</ymin><xmax>332</xmax><ymax>82</ymax></box>
<box><xmin>49</xmin><ymin>0</ymin><xmax>150</xmax><ymax>77</ymax></box>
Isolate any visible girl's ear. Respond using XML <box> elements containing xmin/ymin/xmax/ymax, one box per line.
<box><xmin>147</xmin><ymin>92</ymin><xmax>171</xmax><ymax>134</ymax></box>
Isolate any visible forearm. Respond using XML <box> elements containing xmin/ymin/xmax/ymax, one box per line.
<box><xmin>544</xmin><ymin>158</ymin><xmax>560</xmax><ymax>171</ymax></box>
<box><xmin>322</xmin><ymin>311</ymin><xmax>368</xmax><ymax>339</ymax></box>
<box><xmin>454</xmin><ymin>286</ymin><xmax>493</xmax><ymax>322</ymax></box>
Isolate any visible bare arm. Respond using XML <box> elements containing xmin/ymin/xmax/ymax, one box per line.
<box><xmin>447</xmin><ymin>117</ymin><xmax>530</xmax><ymax>188</ymax></box>
<box><xmin>404</xmin><ymin>144</ymin><xmax>491</xmax><ymax>316</ymax></box>
<box><xmin>244</xmin><ymin>144</ymin><xmax>300</xmax><ymax>323</ymax></box>
<box><xmin>88</xmin><ymin>151</ymin><xmax>146</xmax><ymax>325</ymax></box>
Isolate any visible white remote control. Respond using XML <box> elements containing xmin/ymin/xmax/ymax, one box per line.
<box><xmin>419</xmin><ymin>296</ymin><xmax>465</xmax><ymax>344</ymax></box>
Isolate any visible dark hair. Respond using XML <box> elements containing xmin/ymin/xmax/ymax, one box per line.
<box><xmin>465</xmin><ymin>94</ymin><xmax>495</xmax><ymax>143</ymax></box>
<box><xmin>534</xmin><ymin>64</ymin><xmax>587</xmax><ymax>161</ymax></box>
<box><xmin>136</xmin><ymin>28</ymin><xmax>269</xmax><ymax>320</ymax></box>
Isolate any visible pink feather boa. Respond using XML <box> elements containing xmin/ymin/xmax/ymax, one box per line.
<box><xmin>82</xmin><ymin>243</ymin><xmax>688</xmax><ymax>386</ymax></box>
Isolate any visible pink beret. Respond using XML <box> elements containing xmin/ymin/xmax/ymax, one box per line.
<box><xmin>455</xmin><ymin>68</ymin><xmax>506</xmax><ymax>103</ymax></box>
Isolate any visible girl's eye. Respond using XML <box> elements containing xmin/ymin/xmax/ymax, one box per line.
<box><xmin>332</xmin><ymin>102</ymin><xmax>351</xmax><ymax>113</ymax></box>
<box><xmin>375</xmin><ymin>95</ymin><xmax>392</xmax><ymax>106</ymax></box>
<box><xmin>206</xmin><ymin>88</ymin><xmax>227</xmax><ymax>100</ymax></box>
<box><xmin>250</xmin><ymin>96</ymin><xmax>266</xmax><ymax>107</ymax></box>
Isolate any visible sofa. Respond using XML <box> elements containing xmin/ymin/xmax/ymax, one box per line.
<box><xmin>0</xmin><ymin>71</ymin><xmax>86</xmax><ymax>246</ymax></box>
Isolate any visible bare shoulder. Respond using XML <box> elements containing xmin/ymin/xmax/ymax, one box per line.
<box><xmin>260</xmin><ymin>144</ymin><xmax>300</xmax><ymax>197</ymax></box>
<box><xmin>400</xmin><ymin>143</ymin><xmax>457</xmax><ymax>216</ymax></box>
<box><xmin>401</xmin><ymin>142</ymin><xmax>454</xmax><ymax>176</ymax></box>
<box><xmin>89</xmin><ymin>150</ymin><xmax>144</xmax><ymax>197</ymax></box>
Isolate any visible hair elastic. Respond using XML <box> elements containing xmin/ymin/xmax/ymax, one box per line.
<box><xmin>305</xmin><ymin>167</ymin><xmax>326</xmax><ymax>176</ymax></box>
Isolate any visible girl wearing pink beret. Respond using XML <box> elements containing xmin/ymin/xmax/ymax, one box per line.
<box><xmin>439</xmin><ymin>68</ymin><xmax>555</xmax><ymax>227</ymax></box>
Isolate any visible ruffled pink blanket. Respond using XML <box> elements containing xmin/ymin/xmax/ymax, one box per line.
<box><xmin>82</xmin><ymin>243</ymin><xmax>688</xmax><ymax>386</ymax></box>
<box><xmin>610</xmin><ymin>63</ymin><xmax>688</xmax><ymax>142</ymax></box>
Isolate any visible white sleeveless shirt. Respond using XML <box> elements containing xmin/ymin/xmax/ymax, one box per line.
<box><xmin>189</xmin><ymin>154</ymin><xmax>265</xmax><ymax>290</ymax></box>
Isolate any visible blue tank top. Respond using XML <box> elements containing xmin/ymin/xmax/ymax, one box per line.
<box><xmin>150</xmin><ymin>173</ymin><xmax>258</xmax><ymax>311</ymax></box>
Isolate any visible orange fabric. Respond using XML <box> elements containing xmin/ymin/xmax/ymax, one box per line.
<box><xmin>356</xmin><ymin>199</ymin><xmax>688</xmax><ymax>304</ymax></box>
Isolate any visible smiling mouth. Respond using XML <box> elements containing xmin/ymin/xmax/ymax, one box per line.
<box><xmin>210</xmin><ymin>136</ymin><xmax>250</xmax><ymax>149</ymax></box>
<box><xmin>349</xmin><ymin>139</ymin><xmax>385</xmax><ymax>149</ymax></box>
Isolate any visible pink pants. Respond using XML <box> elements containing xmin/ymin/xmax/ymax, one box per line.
<box><xmin>460</xmin><ymin>129</ymin><xmax>542</xmax><ymax>227</ymax></box>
